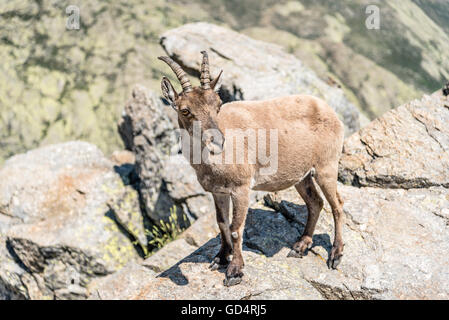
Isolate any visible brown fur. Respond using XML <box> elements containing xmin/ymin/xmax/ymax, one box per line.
<box><xmin>160</xmin><ymin>55</ymin><xmax>345</xmax><ymax>286</ymax></box>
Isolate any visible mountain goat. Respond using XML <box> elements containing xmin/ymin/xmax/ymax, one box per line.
<box><xmin>159</xmin><ymin>51</ymin><xmax>345</xmax><ymax>286</ymax></box>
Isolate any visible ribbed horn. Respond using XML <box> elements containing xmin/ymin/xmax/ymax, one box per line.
<box><xmin>158</xmin><ymin>56</ymin><xmax>193</xmax><ymax>93</ymax></box>
<box><xmin>200</xmin><ymin>51</ymin><xmax>211</xmax><ymax>90</ymax></box>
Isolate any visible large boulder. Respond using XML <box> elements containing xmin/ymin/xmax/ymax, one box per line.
<box><xmin>339</xmin><ymin>91</ymin><xmax>449</xmax><ymax>188</ymax></box>
<box><xmin>0</xmin><ymin>142</ymin><xmax>144</xmax><ymax>299</ymax></box>
<box><xmin>160</xmin><ymin>22</ymin><xmax>360</xmax><ymax>134</ymax></box>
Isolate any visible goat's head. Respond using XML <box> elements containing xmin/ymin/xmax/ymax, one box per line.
<box><xmin>158</xmin><ymin>51</ymin><xmax>224</xmax><ymax>154</ymax></box>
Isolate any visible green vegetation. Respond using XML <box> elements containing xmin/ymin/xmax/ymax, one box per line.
<box><xmin>146</xmin><ymin>207</ymin><xmax>188</xmax><ymax>254</ymax></box>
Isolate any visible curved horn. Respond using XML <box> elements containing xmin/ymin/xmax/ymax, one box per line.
<box><xmin>200</xmin><ymin>51</ymin><xmax>211</xmax><ymax>90</ymax></box>
<box><xmin>158</xmin><ymin>56</ymin><xmax>193</xmax><ymax>93</ymax></box>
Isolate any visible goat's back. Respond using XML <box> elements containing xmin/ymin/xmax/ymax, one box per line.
<box><xmin>217</xmin><ymin>95</ymin><xmax>344</xmax><ymax>191</ymax></box>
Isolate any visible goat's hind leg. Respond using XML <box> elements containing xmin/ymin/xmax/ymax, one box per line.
<box><xmin>288</xmin><ymin>172</ymin><xmax>324</xmax><ymax>258</ymax></box>
<box><xmin>315</xmin><ymin>166</ymin><xmax>345</xmax><ymax>269</ymax></box>
<box><xmin>210</xmin><ymin>193</ymin><xmax>233</xmax><ymax>271</ymax></box>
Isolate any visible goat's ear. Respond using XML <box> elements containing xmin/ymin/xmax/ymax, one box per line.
<box><xmin>210</xmin><ymin>70</ymin><xmax>223</xmax><ymax>92</ymax></box>
<box><xmin>161</xmin><ymin>77</ymin><xmax>178</xmax><ymax>110</ymax></box>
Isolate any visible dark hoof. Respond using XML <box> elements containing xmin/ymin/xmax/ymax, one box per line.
<box><xmin>224</xmin><ymin>263</ymin><xmax>244</xmax><ymax>287</ymax></box>
<box><xmin>327</xmin><ymin>254</ymin><xmax>343</xmax><ymax>269</ymax></box>
<box><xmin>224</xmin><ymin>275</ymin><xmax>243</xmax><ymax>287</ymax></box>
<box><xmin>209</xmin><ymin>257</ymin><xmax>228</xmax><ymax>271</ymax></box>
<box><xmin>287</xmin><ymin>249</ymin><xmax>303</xmax><ymax>258</ymax></box>
<box><xmin>327</xmin><ymin>246</ymin><xmax>343</xmax><ymax>269</ymax></box>
<box><xmin>288</xmin><ymin>237</ymin><xmax>312</xmax><ymax>258</ymax></box>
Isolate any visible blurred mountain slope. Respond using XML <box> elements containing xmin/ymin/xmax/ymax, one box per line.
<box><xmin>194</xmin><ymin>0</ymin><xmax>449</xmax><ymax>115</ymax></box>
<box><xmin>0</xmin><ymin>0</ymin><xmax>210</xmax><ymax>162</ymax></box>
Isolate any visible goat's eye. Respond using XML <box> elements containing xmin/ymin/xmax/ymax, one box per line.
<box><xmin>181</xmin><ymin>109</ymin><xmax>190</xmax><ymax>116</ymax></box>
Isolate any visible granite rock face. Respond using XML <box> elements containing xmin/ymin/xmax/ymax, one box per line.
<box><xmin>339</xmin><ymin>91</ymin><xmax>449</xmax><ymax>189</ymax></box>
<box><xmin>0</xmin><ymin>142</ymin><xmax>144</xmax><ymax>299</ymax></box>
<box><xmin>160</xmin><ymin>22</ymin><xmax>360</xmax><ymax>135</ymax></box>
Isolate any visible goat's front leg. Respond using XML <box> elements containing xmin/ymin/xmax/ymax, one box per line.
<box><xmin>210</xmin><ymin>193</ymin><xmax>232</xmax><ymax>271</ymax></box>
<box><xmin>224</xmin><ymin>186</ymin><xmax>249</xmax><ymax>287</ymax></box>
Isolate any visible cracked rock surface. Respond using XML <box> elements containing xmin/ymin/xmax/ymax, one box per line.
<box><xmin>0</xmin><ymin>142</ymin><xmax>142</xmax><ymax>299</ymax></box>
<box><xmin>339</xmin><ymin>91</ymin><xmax>449</xmax><ymax>189</ymax></box>
<box><xmin>90</xmin><ymin>182</ymin><xmax>449</xmax><ymax>300</ymax></box>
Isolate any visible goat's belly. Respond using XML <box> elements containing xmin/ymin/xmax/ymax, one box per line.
<box><xmin>251</xmin><ymin>180</ymin><xmax>297</xmax><ymax>192</ymax></box>
<box><xmin>251</xmin><ymin>168</ymin><xmax>312</xmax><ymax>192</ymax></box>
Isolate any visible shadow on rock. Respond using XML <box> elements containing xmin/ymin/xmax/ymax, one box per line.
<box><xmin>157</xmin><ymin>203</ymin><xmax>334</xmax><ymax>286</ymax></box>
<box><xmin>113</xmin><ymin>164</ymin><xmax>139</xmax><ymax>187</ymax></box>
<box><xmin>310</xmin><ymin>233</ymin><xmax>332</xmax><ymax>256</ymax></box>
<box><xmin>157</xmin><ymin>237</ymin><xmax>221</xmax><ymax>286</ymax></box>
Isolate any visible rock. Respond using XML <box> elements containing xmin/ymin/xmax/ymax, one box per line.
<box><xmin>0</xmin><ymin>0</ymin><xmax>215</xmax><ymax>163</ymax></box>
<box><xmin>185</xmin><ymin>195</ymin><xmax>215</xmax><ymax>219</ymax></box>
<box><xmin>118</xmin><ymin>85</ymin><xmax>216</xmax><ymax>227</ymax></box>
<box><xmin>0</xmin><ymin>141</ymin><xmax>143</xmax><ymax>299</ymax></box>
<box><xmin>0</xmin><ymin>141</ymin><xmax>110</xmax><ymax>227</ymax></box>
<box><xmin>161</xmin><ymin>155</ymin><xmax>215</xmax><ymax>222</ymax></box>
<box><xmin>0</xmin><ymin>234</ymin><xmax>29</xmax><ymax>300</ymax></box>
<box><xmin>88</xmin><ymin>263</ymin><xmax>157</xmax><ymax>300</ymax></box>
<box><xmin>2</xmin><ymin>1</ymin><xmax>449</xmax><ymax>163</ymax></box>
<box><xmin>110</xmin><ymin>150</ymin><xmax>136</xmax><ymax>167</ymax></box>
<box><xmin>160</xmin><ymin>22</ymin><xmax>360</xmax><ymax>134</ymax></box>
<box><xmin>106</xmin><ymin>187</ymin><xmax>148</xmax><ymax>256</ymax></box>
<box><xmin>161</xmin><ymin>156</ymin><xmax>207</xmax><ymax>201</ymax></box>
<box><xmin>179</xmin><ymin>212</ymin><xmax>219</xmax><ymax>248</ymax></box>
<box><xmin>89</xmin><ymin>182</ymin><xmax>449</xmax><ymax>300</ymax></box>
<box><xmin>91</xmin><ymin>236</ymin><xmax>323</xmax><ymax>300</ymax></box>
<box><xmin>89</xmin><ymin>211</ymin><xmax>220</xmax><ymax>298</ymax></box>
<box><xmin>278</xmin><ymin>185</ymin><xmax>449</xmax><ymax>299</ymax></box>
<box><xmin>339</xmin><ymin>92</ymin><xmax>449</xmax><ymax>188</ymax></box>
<box><xmin>243</xmin><ymin>209</ymin><xmax>302</xmax><ymax>257</ymax></box>
<box><xmin>142</xmin><ymin>239</ymin><xmax>197</xmax><ymax>273</ymax></box>
<box><xmin>117</xmin><ymin>85</ymin><xmax>180</xmax><ymax>223</ymax></box>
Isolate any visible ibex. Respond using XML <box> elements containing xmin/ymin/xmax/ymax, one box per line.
<box><xmin>159</xmin><ymin>51</ymin><xmax>345</xmax><ymax>286</ymax></box>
